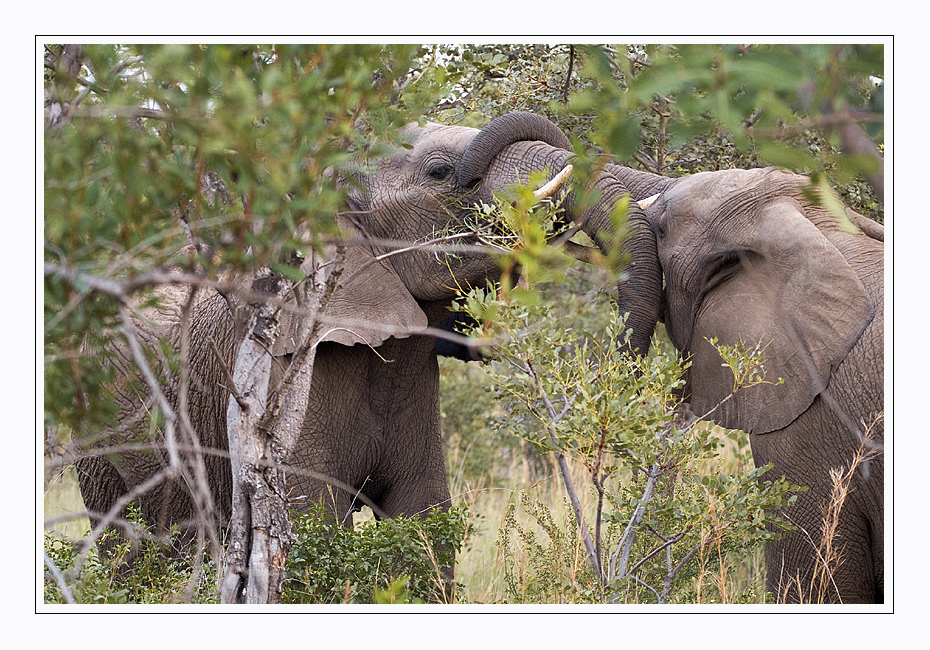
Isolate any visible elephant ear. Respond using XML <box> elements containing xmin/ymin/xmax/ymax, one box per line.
<box><xmin>686</xmin><ymin>197</ymin><xmax>874</xmax><ymax>434</ymax></box>
<box><xmin>272</xmin><ymin>233</ymin><xmax>428</xmax><ymax>355</ymax></box>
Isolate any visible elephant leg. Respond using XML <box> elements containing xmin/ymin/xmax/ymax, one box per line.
<box><xmin>378</xmin><ymin>477</ymin><xmax>451</xmax><ymax>521</ymax></box>
<box><xmin>766</xmin><ymin>499</ymin><xmax>878</xmax><ymax>604</ymax></box>
<box><xmin>751</xmin><ymin>410</ymin><xmax>883</xmax><ymax>604</ymax></box>
<box><xmin>73</xmin><ymin>454</ymin><xmax>132</xmax><ymax>560</ymax></box>
<box><xmin>765</xmin><ymin>502</ymin><xmax>876</xmax><ymax>604</ymax></box>
<box><xmin>379</xmin><ymin>476</ymin><xmax>456</xmax><ymax>600</ymax></box>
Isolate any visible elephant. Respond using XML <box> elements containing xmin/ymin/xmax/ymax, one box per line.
<box><xmin>474</xmin><ymin>137</ymin><xmax>883</xmax><ymax>602</ymax></box>
<box><xmin>72</xmin><ymin>112</ymin><xmax>634</xmax><ymax>571</ymax></box>
<box><xmin>632</xmin><ymin>168</ymin><xmax>884</xmax><ymax>604</ymax></box>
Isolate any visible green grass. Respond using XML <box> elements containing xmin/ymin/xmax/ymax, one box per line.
<box><xmin>43</xmin><ymin>385</ymin><xmax>769</xmax><ymax>604</ymax></box>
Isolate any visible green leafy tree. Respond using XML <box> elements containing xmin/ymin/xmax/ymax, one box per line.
<box><xmin>571</xmin><ymin>44</ymin><xmax>883</xmax><ymax>217</ymax></box>
<box><xmin>424</xmin><ymin>44</ymin><xmax>883</xmax><ymax>218</ymax></box>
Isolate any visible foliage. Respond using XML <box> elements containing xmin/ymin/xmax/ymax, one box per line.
<box><xmin>283</xmin><ymin>504</ymin><xmax>471</xmax><ymax>604</ymax></box>
<box><xmin>43</xmin><ymin>503</ymin><xmax>218</xmax><ymax>604</ymax></box>
<box><xmin>44</xmin><ymin>42</ymin><xmax>882</xmax><ymax>605</ymax></box>
<box><xmin>461</xmin><ymin>288</ymin><xmax>801</xmax><ymax>603</ymax></box>
<box><xmin>424</xmin><ymin>43</ymin><xmax>883</xmax><ymax>220</ymax></box>
<box><xmin>497</xmin><ymin>494</ymin><xmax>602</xmax><ymax>603</ymax></box>
<box><xmin>43</xmin><ymin>44</ymin><xmax>445</xmax><ymax>436</ymax></box>
<box><xmin>440</xmin><ymin>357</ymin><xmax>546</xmax><ymax>491</ymax></box>
<box><xmin>44</xmin><ymin>501</ymin><xmax>471</xmax><ymax>605</ymax></box>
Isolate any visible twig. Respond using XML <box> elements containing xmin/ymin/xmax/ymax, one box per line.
<box><xmin>117</xmin><ymin>305</ymin><xmax>180</xmax><ymax>470</ymax></box>
<box><xmin>608</xmin><ymin>463</ymin><xmax>659</xmax><ymax>581</ymax></box>
<box><xmin>210</xmin><ymin>339</ymin><xmax>249</xmax><ymax>412</ymax></box>
<box><xmin>44</xmin><ymin>552</ymin><xmax>77</xmax><ymax>604</ymax></box>
<box><xmin>524</xmin><ymin>360</ymin><xmax>602</xmax><ymax>582</ymax></box>
<box><xmin>562</xmin><ymin>45</ymin><xmax>575</xmax><ymax>103</ymax></box>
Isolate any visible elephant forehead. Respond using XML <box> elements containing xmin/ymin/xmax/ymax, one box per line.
<box><xmin>662</xmin><ymin>168</ymin><xmax>802</xmax><ymax>242</ymax></box>
<box><xmin>666</xmin><ymin>169</ymin><xmax>757</xmax><ymax>210</ymax></box>
<box><xmin>398</xmin><ymin>122</ymin><xmax>480</xmax><ymax>151</ymax></box>
<box><xmin>667</xmin><ymin>168</ymin><xmax>800</xmax><ymax>210</ymax></box>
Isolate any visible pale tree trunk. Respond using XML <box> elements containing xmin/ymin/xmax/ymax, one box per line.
<box><xmin>221</xmin><ymin>247</ymin><xmax>343</xmax><ymax>604</ymax></box>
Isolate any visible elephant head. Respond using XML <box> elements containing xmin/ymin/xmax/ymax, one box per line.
<box><xmin>273</xmin><ymin>115</ymin><xmax>577</xmax><ymax>354</ymax></box>
<box><xmin>635</xmin><ymin>167</ymin><xmax>880</xmax><ymax>434</ymax></box>
<box><xmin>457</xmin><ymin>111</ymin><xmax>676</xmax><ymax>355</ymax></box>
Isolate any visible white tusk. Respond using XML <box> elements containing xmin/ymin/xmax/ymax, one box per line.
<box><xmin>637</xmin><ymin>194</ymin><xmax>660</xmax><ymax>210</ymax></box>
<box><xmin>533</xmin><ymin>164</ymin><xmax>573</xmax><ymax>202</ymax></box>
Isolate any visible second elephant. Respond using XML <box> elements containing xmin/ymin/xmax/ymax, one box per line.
<box><xmin>476</xmin><ymin>139</ymin><xmax>884</xmax><ymax>602</ymax></box>
<box><xmin>634</xmin><ymin>168</ymin><xmax>884</xmax><ymax>603</ymax></box>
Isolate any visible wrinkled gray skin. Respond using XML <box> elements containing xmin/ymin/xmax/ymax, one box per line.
<box><xmin>638</xmin><ymin>168</ymin><xmax>884</xmax><ymax>604</ymax></box>
<box><xmin>75</xmin><ymin>112</ymin><xmax>631</xmax><ymax>559</ymax></box>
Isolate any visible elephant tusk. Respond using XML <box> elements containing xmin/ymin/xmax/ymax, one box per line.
<box><xmin>637</xmin><ymin>193</ymin><xmax>660</xmax><ymax>210</ymax></box>
<box><xmin>533</xmin><ymin>164</ymin><xmax>573</xmax><ymax>202</ymax></box>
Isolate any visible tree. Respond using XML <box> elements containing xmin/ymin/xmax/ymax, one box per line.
<box><xmin>426</xmin><ymin>44</ymin><xmax>883</xmax><ymax>218</ymax></box>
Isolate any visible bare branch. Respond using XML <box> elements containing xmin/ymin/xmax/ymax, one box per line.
<box><xmin>209</xmin><ymin>339</ymin><xmax>249</xmax><ymax>412</ymax></box>
<box><xmin>44</xmin><ymin>552</ymin><xmax>77</xmax><ymax>604</ymax></box>
<box><xmin>117</xmin><ymin>305</ymin><xmax>180</xmax><ymax>469</ymax></box>
<box><xmin>523</xmin><ymin>360</ymin><xmax>603</xmax><ymax>582</ymax></box>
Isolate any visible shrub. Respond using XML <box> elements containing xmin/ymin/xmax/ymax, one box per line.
<box><xmin>283</xmin><ymin>504</ymin><xmax>471</xmax><ymax>604</ymax></box>
<box><xmin>43</xmin><ymin>503</ymin><xmax>218</xmax><ymax>604</ymax></box>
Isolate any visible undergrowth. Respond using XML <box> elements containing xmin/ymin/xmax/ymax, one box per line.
<box><xmin>43</xmin><ymin>502</ymin><xmax>471</xmax><ymax>604</ymax></box>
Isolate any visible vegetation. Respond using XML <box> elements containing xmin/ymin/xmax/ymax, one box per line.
<box><xmin>44</xmin><ymin>503</ymin><xmax>218</xmax><ymax>604</ymax></box>
<box><xmin>443</xmin><ymin>186</ymin><xmax>802</xmax><ymax>603</ymax></box>
<box><xmin>44</xmin><ymin>502</ymin><xmax>469</xmax><ymax>604</ymax></box>
<box><xmin>43</xmin><ymin>43</ymin><xmax>883</xmax><ymax>605</ymax></box>
<box><xmin>284</xmin><ymin>505</ymin><xmax>470</xmax><ymax>604</ymax></box>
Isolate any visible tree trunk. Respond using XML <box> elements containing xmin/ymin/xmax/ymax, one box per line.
<box><xmin>221</xmin><ymin>248</ymin><xmax>340</xmax><ymax>604</ymax></box>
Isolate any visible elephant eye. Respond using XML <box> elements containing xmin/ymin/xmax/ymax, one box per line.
<box><xmin>704</xmin><ymin>250</ymin><xmax>749</xmax><ymax>292</ymax></box>
<box><xmin>427</xmin><ymin>164</ymin><xmax>454</xmax><ymax>181</ymax></box>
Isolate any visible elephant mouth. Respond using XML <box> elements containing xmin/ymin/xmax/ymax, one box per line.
<box><xmin>446</xmin><ymin>163</ymin><xmax>575</xmax><ymax>256</ymax></box>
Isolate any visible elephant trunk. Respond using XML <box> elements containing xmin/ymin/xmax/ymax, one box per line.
<box><xmin>569</xmin><ymin>160</ymin><xmax>664</xmax><ymax>356</ymax></box>
<box><xmin>459</xmin><ymin>112</ymin><xmax>665</xmax><ymax>356</ymax></box>
<box><xmin>457</xmin><ymin>111</ymin><xmax>573</xmax><ymax>188</ymax></box>
<box><xmin>603</xmin><ymin>162</ymin><xmax>677</xmax><ymax>200</ymax></box>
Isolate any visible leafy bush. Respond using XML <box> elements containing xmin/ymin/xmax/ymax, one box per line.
<box><xmin>43</xmin><ymin>503</ymin><xmax>218</xmax><ymax>604</ymax></box>
<box><xmin>45</xmin><ymin>501</ymin><xmax>471</xmax><ymax>604</ymax></box>
<box><xmin>283</xmin><ymin>504</ymin><xmax>471</xmax><ymax>604</ymax></box>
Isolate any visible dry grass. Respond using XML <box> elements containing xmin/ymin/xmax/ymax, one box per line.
<box><xmin>43</xmin><ymin>465</ymin><xmax>90</xmax><ymax>541</ymax></box>
<box><xmin>448</xmin><ymin>429</ymin><xmax>768</xmax><ymax>604</ymax></box>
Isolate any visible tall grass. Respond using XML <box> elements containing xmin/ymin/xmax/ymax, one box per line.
<box><xmin>44</xmin><ymin>465</ymin><xmax>90</xmax><ymax>541</ymax></box>
<box><xmin>445</xmin><ymin>430</ymin><xmax>769</xmax><ymax>604</ymax></box>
